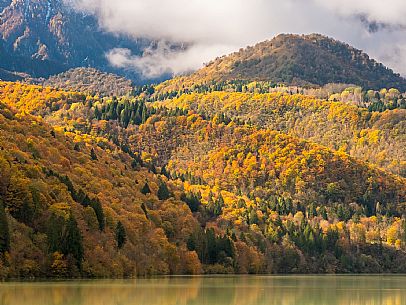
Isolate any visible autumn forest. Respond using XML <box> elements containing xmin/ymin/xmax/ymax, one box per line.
<box><xmin>0</xmin><ymin>34</ymin><xmax>405</xmax><ymax>279</ymax></box>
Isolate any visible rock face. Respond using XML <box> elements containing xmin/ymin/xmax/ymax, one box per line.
<box><xmin>0</xmin><ymin>0</ymin><xmax>148</xmax><ymax>80</ymax></box>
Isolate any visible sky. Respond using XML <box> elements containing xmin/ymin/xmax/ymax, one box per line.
<box><xmin>69</xmin><ymin>0</ymin><xmax>406</xmax><ymax>79</ymax></box>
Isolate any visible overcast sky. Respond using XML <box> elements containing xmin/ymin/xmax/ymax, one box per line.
<box><xmin>69</xmin><ymin>0</ymin><xmax>406</xmax><ymax>78</ymax></box>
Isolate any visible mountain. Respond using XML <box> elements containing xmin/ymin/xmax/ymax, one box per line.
<box><xmin>158</xmin><ymin>92</ymin><xmax>406</xmax><ymax>177</ymax></box>
<box><xmin>0</xmin><ymin>0</ymin><xmax>149</xmax><ymax>81</ymax></box>
<box><xmin>0</xmin><ymin>37</ymin><xmax>65</xmax><ymax>78</ymax></box>
<box><xmin>0</xmin><ymin>83</ymin><xmax>203</xmax><ymax>278</ymax></box>
<box><xmin>162</xmin><ymin>34</ymin><xmax>406</xmax><ymax>91</ymax></box>
<box><xmin>43</xmin><ymin>67</ymin><xmax>133</xmax><ymax>96</ymax></box>
<box><xmin>2</xmin><ymin>7</ymin><xmax>405</xmax><ymax>90</ymax></box>
<box><xmin>0</xmin><ymin>81</ymin><xmax>405</xmax><ymax>278</ymax></box>
<box><xmin>0</xmin><ymin>31</ymin><xmax>405</xmax><ymax>279</ymax></box>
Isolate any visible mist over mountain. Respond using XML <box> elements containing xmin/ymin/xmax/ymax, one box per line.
<box><xmin>159</xmin><ymin>34</ymin><xmax>406</xmax><ymax>91</ymax></box>
<box><xmin>227</xmin><ymin>34</ymin><xmax>406</xmax><ymax>89</ymax></box>
<box><xmin>0</xmin><ymin>0</ymin><xmax>157</xmax><ymax>82</ymax></box>
<box><xmin>70</xmin><ymin>0</ymin><xmax>406</xmax><ymax>79</ymax></box>
<box><xmin>1</xmin><ymin>1</ymin><xmax>406</xmax><ymax>87</ymax></box>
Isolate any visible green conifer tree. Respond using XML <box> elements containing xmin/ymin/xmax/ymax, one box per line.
<box><xmin>0</xmin><ymin>199</ymin><xmax>10</xmax><ymax>254</ymax></box>
<box><xmin>61</xmin><ymin>214</ymin><xmax>84</xmax><ymax>268</ymax></box>
<box><xmin>90</xmin><ymin>148</ymin><xmax>98</xmax><ymax>160</ymax></box>
<box><xmin>157</xmin><ymin>180</ymin><xmax>170</xmax><ymax>200</ymax></box>
<box><xmin>115</xmin><ymin>221</ymin><xmax>127</xmax><ymax>249</ymax></box>
<box><xmin>90</xmin><ymin>198</ymin><xmax>105</xmax><ymax>231</ymax></box>
<box><xmin>141</xmin><ymin>182</ymin><xmax>151</xmax><ymax>195</ymax></box>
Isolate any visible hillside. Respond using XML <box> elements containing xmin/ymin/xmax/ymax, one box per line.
<box><xmin>44</xmin><ymin>68</ymin><xmax>133</xmax><ymax>97</ymax></box>
<box><xmin>160</xmin><ymin>34</ymin><xmax>406</xmax><ymax>92</ymax></box>
<box><xmin>130</xmin><ymin>113</ymin><xmax>405</xmax><ymax>207</ymax></box>
<box><xmin>157</xmin><ymin>92</ymin><xmax>406</xmax><ymax>177</ymax></box>
<box><xmin>0</xmin><ymin>82</ymin><xmax>405</xmax><ymax>278</ymax></box>
<box><xmin>0</xmin><ymin>99</ymin><xmax>203</xmax><ymax>278</ymax></box>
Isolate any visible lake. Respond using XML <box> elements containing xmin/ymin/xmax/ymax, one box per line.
<box><xmin>0</xmin><ymin>275</ymin><xmax>405</xmax><ymax>305</ymax></box>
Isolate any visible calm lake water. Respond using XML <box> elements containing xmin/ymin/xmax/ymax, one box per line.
<box><xmin>0</xmin><ymin>276</ymin><xmax>405</xmax><ymax>305</ymax></box>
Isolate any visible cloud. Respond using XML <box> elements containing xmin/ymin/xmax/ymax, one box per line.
<box><xmin>107</xmin><ymin>42</ymin><xmax>235</xmax><ymax>78</ymax></box>
<box><xmin>314</xmin><ymin>0</ymin><xmax>406</xmax><ymax>27</ymax></box>
<box><xmin>69</xmin><ymin>0</ymin><xmax>406</xmax><ymax>78</ymax></box>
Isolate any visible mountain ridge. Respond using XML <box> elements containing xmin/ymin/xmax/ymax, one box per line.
<box><xmin>160</xmin><ymin>34</ymin><xmax>406</xmax><ymax>92</ymax></box>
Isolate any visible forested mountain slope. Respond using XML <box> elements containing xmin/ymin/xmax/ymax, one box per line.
<box><xmin>0</xmin><ymin>99</ymin><xmax>201</xmax><ymax>278</ymax></box>
<box><xmin>159</xmin><ymin>34</ymin><xmax>406</xmax><ymax>92</ymax></box>
<box><xmin>126</xmin><ymin>111</ymin><xmax>405</xmax><ymax>211</ymax></box>
<box><xmin>157</xmin><ymin>92</ymin><xmax>406</xmax><ymax>177</ymax></box>
<box><xmin>44</xmin><ymin>68</ymin><xmax>133</xmax><ymax>97</ymax></box>
<box><xmin>0</xmin><ymin>82</ymin><xmax>405</xmax><ymax>278</ymax></box>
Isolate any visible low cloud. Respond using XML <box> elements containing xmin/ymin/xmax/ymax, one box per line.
<box><xmin>70</xmin><ymin>0</ymin><xmax>406</xmax><ymax>78</ymax></box>
<box><xmin>314</xmin><ymin>0</ymin><xmax>406</xmax><ymax>27</ymax></box>
<box><xmin>107</xmin><ymin>41</ymin><xmax>236</xmax><ymax>78</ymax></box>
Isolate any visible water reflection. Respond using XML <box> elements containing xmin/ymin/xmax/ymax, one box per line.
<box><xmin>0</xmin><ymin>276</ymin><xmax>405</xmax><ymax>305</ymax></box>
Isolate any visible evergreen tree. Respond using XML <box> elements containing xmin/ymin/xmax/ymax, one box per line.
<box><xmin>90</xmin><ymin>198</ymin><xmax>105</xmax><ymax>231</ymax></box>
<box><xmin>211</xmin><ymin>193</ymin><xmax>224</xmax><ymax>216</ymax></box>
<box><xmin>141</xmin><ymin>182</ymin><xmax>151</xmax><ymax>195</ymax></box>
<box><xmin>249</xmin><ymin>209</ymin><xmax>259</xmax><ymax>225</ymax></box>
<box><xmin>141</xmin><ymin>104</ymin><xmax>148</xmax><ymax>124</ymax></box>
<box><xmin>134</xmin><ymin>112</ymin><xmax>142</xmax><ymax>125</ymax></box>
<box><xmin>188</xmin><ymin>228</ymin><xmax>235</xmax><ymax>265</ymax></box>
<box><xmin>61</xmin><ymin>214</ymin><xmax>84</xmax><ymax>267</ymax></box>
<box><xmin>402</xmin><ymin>218</ymin><xmax>406</xmax><ymax>248</ymax></box>
<box><xmin>161</xmin><ymin>165</ymin><xmax>170</xmax><ymax>178</ymax></box>
<box><xmin>61</xmin><ymin>175</ymin><xmax>75</xmax><ymax>199</ymax></box>
<box><xmin>181</xmin><ymin>192</ymin><xmax>201</xmax><ymax>212</ymax></box>
<box><xmin>325</xmin><ymin>227</ymin><xmax>340</xmax><ymax>252</ymax></box>
<box><xmin>307</xmin><ymin>203</ymin><xmax>317</xmax><ymax>218</ymax></box>
<box><xmin>131</xmin><ymin>159</ymin><xmax>138</xmax><ymax>169</ymax></box>
<box><xmin>141</xmin><ymin>202</ymin><xmax>149</xmax><ymax>219</ymax></box>
<box><xmin>90</xmin><ymin>148</ymin><xmax>98</xmax><ymax>160</ymax></box>
<box><xmin>5</xmin><ymin>182</ymin><xmax>34</xmax><ymax>225</ymax></box>
<box><xmin>206</xmin><ymin>228</ymin><xmax>217</xmax><ymax>264</ymax></box>
<box><xmin>47</xmin><ymin>214</ymin><xmax>65</xmax><ymax>253</ymax></box>
<box><xmin>237</xmin><ymin>198</ymin><xmax>246</xmax><ymax>209</ymax></box>
<box><xmin>94</xmin><ymin>106</ymin><xmax>101</xmax><ymax>120</ymax></box>
<box><xmin>0</xmin><ymin>199</ymin><xmax>10</xmax><ymax>254</ymax></box>
<box><xmin>157</xmin><ymin>180</ymin><xmax>170</xmax><ymax>200</ymax></box>
<box><xmin>319</xmin><ymin>206</ymin><xmax>328</xmax><ymax>220</ymax></box>
<box><xmin>206</xmin><ymin>192</ymin><xmax>216</xmax><ymax>217</ymax></box>
<box><xmin>120</xmin><ymin>108</ymin><xmax>129</xmax><ymax>127</ymax></box>
<box><xmin>115</xmin><ymin>221</ymin><xmax>127</xmax><ymax>249</ymax></box>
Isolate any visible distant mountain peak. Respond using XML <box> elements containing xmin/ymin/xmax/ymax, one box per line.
<box><xmin>190</xmin><ymin>33</ymin><xmax>406</xmax><ymax>90</ymax></box>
